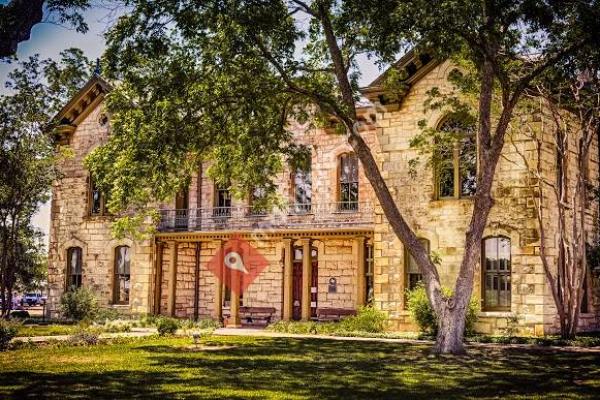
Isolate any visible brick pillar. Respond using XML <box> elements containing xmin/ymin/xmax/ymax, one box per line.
<box><xmin>300</xmin><ymin>238</ymin><xmax>312</xmax><ymax>321</ymax></box>
<box><xmin>167</xmin><ymin>241</ymin><xmax>178</xmax><ymax>317</ymax></box>
<box><xmin>213</xmin><ymin>239</ymin><xmax>223</xmax><ymax>320</ymax></box>
<box><xmin>282</xmin><ymin>238</ymin><xmax>293</xmax><ymax>321</ymax></box>
<box><xmin>354</xmin><ymin>236</ymin><xmax>366</xmax><ymax>308</ymax></box>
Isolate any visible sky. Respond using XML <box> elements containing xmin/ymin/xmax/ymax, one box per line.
<box><xmin>0</xmin><ymin>4</ymin><xmax>384</xmax><ymax>245</ymax></box>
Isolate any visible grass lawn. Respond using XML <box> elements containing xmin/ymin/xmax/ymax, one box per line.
<box><xmin>0</xmin><ymin>335</ymin><xmax>599</xmax><ymax>399</ymax></box>
<box><xmin>16</xmin><ymin>324</ymin><xmax>78</xmax><ymax>337</ymax></box>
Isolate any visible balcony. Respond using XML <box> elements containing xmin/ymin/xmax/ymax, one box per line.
<box><xmin>158</xmin><ymin>202</ymin><xmax>374</xmax><ymax>232</ymax></box>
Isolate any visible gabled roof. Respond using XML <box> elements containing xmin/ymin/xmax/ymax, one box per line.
<box><xmin>50</xmin><ymin>74</ymin><xmax>112</xmax><ymax>136</ymax></box>
<box><xmin>360</xmin><ymin>49</ymin><xmax>441</xmax><ymax>105</ymax></box>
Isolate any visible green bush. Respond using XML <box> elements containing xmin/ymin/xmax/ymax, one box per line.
<box><xmin>100</xmin><ymin>320</ymin><xmax>132</xmax><ymax>333</ymax></box>
<box><xmin>268</xmin><ymin>307</ymin><xmax>388</xmax><ymax>335</ymax></box>
<box><xmin>59</xmin><ymin>287</ymin><xmax>99</xmax><ymax>322</ymax></box>
<box><xmin>95</xmin><ymin>308</ymin><xmax>123</xmax><ymax>322</ymax></box>
<box><xmin>68</xmin><ymin>329</ymin><xmax>100</xmax><ymax>346</ymax></box>
<box><xmin>179</xmin><ymin>318</ymin><xmax>222</xmax><ymax>333</ymax></box>
<box><xmin>156</xmin><ymin>317</ymin><xmax>179</xmax><ymax>336</ymax></box>
<box><xmin>0</xmin><ymin>320</ymin><xmax>20</xmax><ymax>351</ymax></box>
<box><xmin>340</xmin><ymin>306</ymin><xmax>388</xmax><ymax>333</ymax></box>
<box><xmin>406</xmin><ymin>284</ymin><xmax>479</xmax><ymax>336</ymax></box>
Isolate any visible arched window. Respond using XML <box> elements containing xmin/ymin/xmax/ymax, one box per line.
<box><xmin>114</xmin><ymin>246</ymin><xmax>131</xmax><ymax>304</ymax></box>
<box><xmin>436</xmin><ymin>117</ymin><xmax>476</xmax><ymax>199</ymax></box>
<box><xmin>66</xmin><ymin>247</ymin><xmax>83</xmax><ymax>290</ymax></box>
<box><xmin>482</xmin><ymin>236</ymin><xmax>511</xmax><ymax>311</ymax></box>
<box><xmin>405</xmin><ymin>238</ymin><xmax>430</xmax><ymax>292</ymax></box>
<box><xmin>338</xmin><ymin>152</ymin><xmax>359</xmax><ymax>211</ymax></box>
<box><xmin>291</xmin><ymin>166</ymin><xmax>312</xmax><ymax>214</ymax></box>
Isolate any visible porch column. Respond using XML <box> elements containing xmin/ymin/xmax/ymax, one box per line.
<box><xmin>213</xmin><ymin>239</ymin><xmax>223</xmax><ymax>320</ymax></box>
<box><xmin>300</xmin><ymin>238</ymin><xmax>312</xmax><ymax>321</ymax></box>
<box><xmin>355</xmin><ymin>236</ymin><xmax>366</xmax><ymax>308</ymax></box>
<box><xmin>282</xmin><ymin>238</ymin><xmax>293</xmax><ymax>321</ymax></box>
<box><xmin>153</xmin><ymin>242</ymin><xmax>164</xmax><ymax>314</ymax></box>
<box><xmin>167</xmin><ymin>241</ymin><xmax>178</xmax><ymax>317</ymax></box>
<box><xmin>229</xmin><ymin>286</ymin><xmax>242</xmax><ymax>328</ymax></box>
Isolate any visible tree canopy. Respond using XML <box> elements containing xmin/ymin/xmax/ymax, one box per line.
<box><xmin>89</xmin><ymin>0</ymin><xmax>600</xmax><ymax>353</ymax></box>
<box><xmin>0</xmin><ymin>48</ymin><xmax>93</xmax><ymax>315</ymax></box>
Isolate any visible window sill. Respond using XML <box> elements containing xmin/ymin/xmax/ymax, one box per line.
<box><xmin>430</xmin><ymin>197</ymin><xmax>475</xmax><ymax>204</ymax></box>
<box><xmin>109</xmin><ymin>304</ymin><xmax>130</xmax><ymax>309</ymax></box>
<box><xmin>478</xmin><ymin>311</ymin><xmax>514</xmax><ymax>318</ymax></box>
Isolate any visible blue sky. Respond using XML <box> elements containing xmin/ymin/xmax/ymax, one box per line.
<box><xmin>0</xmin><ymin>4</ymin><xmax>384</xmax><ymax>244</ymax></box>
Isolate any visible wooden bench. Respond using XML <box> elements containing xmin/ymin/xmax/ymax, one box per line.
<box><xmin>240</xmin><ymin>306</ymin><xmax>276</xmax><ymax>327</ymax></box>
<box><xmin>223</xmin><ymin>306</ymin><xmax>276</xmax><ymax>327</ymax></box>
<box><xmin>316</xmin><ymin>308</ymin><xmax>356</xmax><ymax>322</ymax></box>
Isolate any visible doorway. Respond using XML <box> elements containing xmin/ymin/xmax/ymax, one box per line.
<box><xmin>291</xmin><ymin>247</ymin><xmax>318</xmax><ymax>321</ymax></box>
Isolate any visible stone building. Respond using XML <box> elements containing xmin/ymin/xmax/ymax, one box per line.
<box><xmin>47</xmin><ymin>53</ymin><xmax>600</xmax><ymax>335</ymax></box>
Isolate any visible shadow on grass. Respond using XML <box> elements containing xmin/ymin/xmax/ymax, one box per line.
<box><xmin>0</xmin><ymin>337</ymin><xmax>599</xmax><ymax>399</ymax></box>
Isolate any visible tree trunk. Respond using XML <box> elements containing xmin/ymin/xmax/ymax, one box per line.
<box><xmin>434</xmin><ymin>300</ymin><xmax>468</xmax><ymax>354</ymax></box>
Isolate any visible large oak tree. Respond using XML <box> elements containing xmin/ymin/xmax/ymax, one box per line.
<box><xmin>90</xmin><ymin>0</ymin><xmax>600</xmax><ymax>353</ymax></box>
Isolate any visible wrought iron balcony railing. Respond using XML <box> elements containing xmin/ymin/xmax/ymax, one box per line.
<box><xmin>158</xmin><ymin>202</ymin><xmax>374</xmax><ymax>232</ymax></box>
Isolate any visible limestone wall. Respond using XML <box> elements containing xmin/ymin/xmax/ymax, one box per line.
<box><xmin>369</xmin><ymin>60</ymin><xmax>600</xmax><ymax>335</ymax></box>
<box><xmin>47</xmin><ymin>105</ymin><xmax>154</xmax><ymax>317</ymax></box>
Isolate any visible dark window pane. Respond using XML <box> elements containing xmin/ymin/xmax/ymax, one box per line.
<box><xmin>90</xmin><ymin>179</ymin><xmax>103</xmax><ymax>215</ymax></box>
<box><xmin>460</xmin><ymin>136</ymin><xmax>477</xmax><ymax>196</ymax></box>
<box><xmin>293</xmin><ymin>167</ymin><xmax>312</xmax><ymax>212</ymax></box>
<box><xmin>115</xmin><ymin>246</ymin><xmax>131</xmax><ymax>303</ymax></box>
<box><xmin>437</xmin><ymin>117</ymin><xmax>476</xmax><ymax>198</ymax></box>
<box><xmin>482</xmin><ymin>237</ymin><xmax>511</xmax><ymax>310</ymax></box>
<box><xmin>339</xmin><ymin>153</ymin><xmax>359</xmax><ymax>210</ymax></box>
<box><xmin>67</xmin><ymin>247</ymin><xmax>83</xmax><ymax>290</ymax></box>
<box><xmin>214</xmin><ymin>184</ymin><xmax>231</xmax><ymax>217</ymax></box>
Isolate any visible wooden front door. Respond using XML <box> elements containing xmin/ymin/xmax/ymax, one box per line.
<box><xmin>292</xmin><ymin>261</ymin><xmax>303</xmax><ymax>321</ymax></box>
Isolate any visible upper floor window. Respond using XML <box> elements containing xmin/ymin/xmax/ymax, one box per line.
<box><xmin>338</xmin><ymin>152</ymin><xmax>359</xmax><ymax>211</ymax></box>
<box><xmin>482</xmin><ymin>236</ymin><xmax>511</xmax><ymax>311</ymax></box>
<box><xmin>436</xmin><ymin>117</ymin><xmax>477</xmax><ymax>199</ymax></box>
<box><xmin>89</xmin><ymin>176</ymin><xmax>107</xmax><ymax>216</ymax></box>
<box><xmin>66</xmin><ymin>247</ymin><xmax>83</xmax><ymax>290</ymax></box>
<box><xmin>405</xmin><ymin>238</ymin><xmax>430</xmax><ymax>292</ymax></box>
<box><xmin>214</xmin><ymin>182</ymin><xmax>231</xmax><ymax>217</ymax></box>
<box><xmin>114</xmin><ymin>246</ymin><xmax>131</xmax><ymax>304</ymax></box>
<box><xmin>292</xmin><ymin>166</ymin><xmax>312</xmax><ymax>214</ymax></box>
<box><xmin>175</xmin><ymin>187</ymin><xmax>189</xmax><ymax>229</ymax></box>
<box><xmin>249</xmin><ymin>187</ymin><xmax>268</xmax><ymax>216</ymax></box>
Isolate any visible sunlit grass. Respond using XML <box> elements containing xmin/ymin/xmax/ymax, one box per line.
<box><xmin>0</xmin><ymin>335</ymin><xmax>599</xmax><ymax>399</ymax></box>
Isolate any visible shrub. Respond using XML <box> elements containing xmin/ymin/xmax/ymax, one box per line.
<box><xmin>59</xmin><ymin>288</ymin><xmax>99</xmax><ymax>321</ymax></box>
<box><xmin>68</xmin><ymin>329</ymin><xmax>99</xmax><ymax>346</ymax></box>
<box><xmin>156</xmin><ymin>317</ymin><xmax>179</xmax><ymax>336</ymax></box>
<box><xmin>100</xmin><ymin>320</ymin><xmax>132</xmax><ymax>333</ymax></box>
<box><xmin>10</xmin><ymin>310</ymin><xmax>30</xmax><ymax>319</ymax></box>
<box><xmin>95</xmin><ymin>308</ymin><xmax>122</xmax><ymax>322</ymax></box>
<box><xmin>339</xmin><ymin>306</ymin><xmax>388</xmax><ymax>333</ymax></box>
<box><xmin>179</xmin><ymin>318</ymin><xmax>222</xmax><ymax>333</ymax></box>
<box><xmin>406</xmin><ymin>284</ymin><xmax>479</xmax><ymax>336</ymax></box>
<box><xmin>0</xmin><ymin>320</ymin><xmax>20</xmax><ymax>351</ymax></box>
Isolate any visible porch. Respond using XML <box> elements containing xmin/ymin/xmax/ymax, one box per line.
<box><xmin>152</xmin><ymin>229</ymin><xmax>373</xmax><ymax>328</ymax></box>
